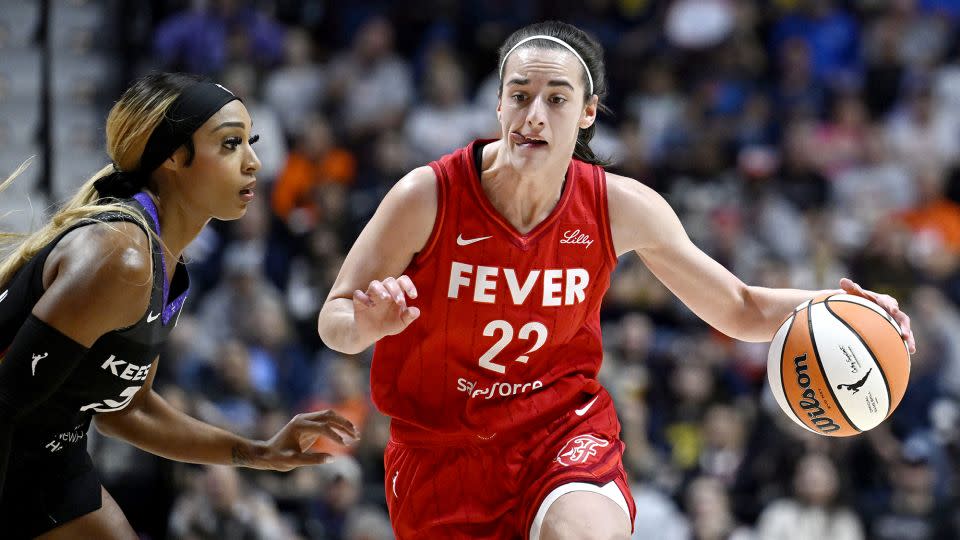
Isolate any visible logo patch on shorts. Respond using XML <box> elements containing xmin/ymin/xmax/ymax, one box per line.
<box><xmin>556</xmin><ymin>434</ymin><xmax>609</xmax><ymax>466</ymax></box>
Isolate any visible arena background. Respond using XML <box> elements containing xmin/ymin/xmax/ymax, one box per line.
<box><xmin>1</xmin><ymin>1</ymin><xmax>959</xmax><ymax>538</ymax></box>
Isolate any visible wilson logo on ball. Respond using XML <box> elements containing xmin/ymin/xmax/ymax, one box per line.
<box><xmin>793</xmin><ymin>353</ymin><xmax>841</xmax><ymax>433</ymax></box>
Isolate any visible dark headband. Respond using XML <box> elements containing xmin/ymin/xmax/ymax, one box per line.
<box><xmin>95</xmin><ymin>81</ymin><xmax>240</xmax><ymax>199</ymax></box>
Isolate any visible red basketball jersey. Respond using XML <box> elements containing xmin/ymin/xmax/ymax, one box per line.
<box><xmin>371</xmin><ymin>140</ymin><xmax>618</xmax><ymax>444</ymax></box>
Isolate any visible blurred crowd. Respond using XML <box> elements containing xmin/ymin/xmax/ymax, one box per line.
<box><xmin>67</xmin><ymin>0</ymin><xmax>960</xmax><ymax>538</ymax></box>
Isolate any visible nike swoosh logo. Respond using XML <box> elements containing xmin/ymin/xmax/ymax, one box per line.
<box><xmin>457</xmin><ymin>234</ymin><xmax>493</xmax><ymax>246</ymax></box>
<box><xmin>575</xmin><ymin>395</ymin><xmax>600</xmax><ymax>416</ymax></box>
<box><xmin>146</xmin><ymin>311</ymin><xmax>161</xmax><ymax>323</ymax></box>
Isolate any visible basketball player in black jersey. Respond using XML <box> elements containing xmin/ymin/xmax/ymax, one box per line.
<box><xmin>0</xmin><ymin>73</ymin><xmax>358</xmax><ymax>539</ymax></box>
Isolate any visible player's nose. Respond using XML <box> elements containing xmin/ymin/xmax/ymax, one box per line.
<box><xmin>526</xmin><ymin>97</ymin><xmax>546</xmax><ymax>128</ymax></box>
<box><xmin>245</xmin><ymin>146</ymin><xmax>261</xmax><ymax>174</ymax></box>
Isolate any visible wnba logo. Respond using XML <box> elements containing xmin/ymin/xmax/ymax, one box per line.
<box><xmin>556</xmin><ymin>434</ymin><xmax>609</xmax><ymax>466</ymax></box>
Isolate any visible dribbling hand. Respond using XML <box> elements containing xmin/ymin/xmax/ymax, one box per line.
<box><xmin>353</xmin><ymin>275</ymin><xmax>420</xmax><ymax>341</ymax></box>
<box><xmin>840</xmin><ymin>278</ymin><xmax>916</xmax><ymax>354</ymax></box>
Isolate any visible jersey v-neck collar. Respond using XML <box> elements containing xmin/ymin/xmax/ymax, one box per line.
<box><xmin>131</xmin><ymin>192</ymin><xmax>189</xmax><ymax>325</ymax></box>
<box><xmin>467</xmin><ymin>139</ymin><xmax>575</xmax><ymax>249</ymax></box>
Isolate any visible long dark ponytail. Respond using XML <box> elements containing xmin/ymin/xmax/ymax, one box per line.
<box><xmin>497</xmin><ymin>21</ymin><xmax>611</xmax><ymax>167</ymax></box>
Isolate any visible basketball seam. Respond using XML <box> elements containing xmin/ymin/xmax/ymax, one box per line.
<box><xmin>811</xmin><ymin>293</ymin><xmax>838</xmax><ymax>305</ymax></box>
<box><xmin>808</xmin><ymin>303</ymin><xmax>862</xmax><ymax>433</ymax></box>
<box><xmin>778</xmin><ymin>314</ymin><xmax>813</xmax><ymax>432</ymax></box>
<box><xmin>827</xmin><ymin>299</ymin><xmax>908</xmax><ymax>354</ymax></box>
<box><xmin>824</xmin><ymin>301</ymin><xmax>892</xmax><ymax>418</ymax></box>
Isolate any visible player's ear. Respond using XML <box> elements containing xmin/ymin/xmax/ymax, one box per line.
<box><xmin>159</xmin><ymin>146</ymin><xmax>188</xmax><ymax>173</ymax></box>
<box><xmin>579</xmin><ymin>95</ymin><xmax>598</xmax><ymax>130</ymax></box>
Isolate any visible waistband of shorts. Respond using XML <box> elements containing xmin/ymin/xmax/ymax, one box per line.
<box><xmin>388</xmin><ymin>419</ymin><xmax>527</xmax><ymax>448</ymax></box>
<box><xmin>387</xmin><ymin>385</ymin><xmax>612</xmax><ymax>448</ymax></box>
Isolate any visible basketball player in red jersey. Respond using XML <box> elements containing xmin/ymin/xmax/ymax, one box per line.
<box><xmin>318</xmin><ymin>21</ymin><xmax>915</xmax><ymax>540</ymax></box>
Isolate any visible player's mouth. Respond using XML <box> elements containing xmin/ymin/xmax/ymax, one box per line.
<box><xmin>239</xmin><ymin>180</ymin><xmax>256</xmax><ymax>202</ymax></box>
<box><xmin>510</xmin><ymin>132</ymin><xmax>548</xmax><ymax>148</ymax></box>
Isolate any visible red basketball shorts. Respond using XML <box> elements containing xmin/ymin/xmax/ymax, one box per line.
<box><xmin>383</xmin><ymin>389</ymin><xmax>636</xmax><ymax>539</ymax></box>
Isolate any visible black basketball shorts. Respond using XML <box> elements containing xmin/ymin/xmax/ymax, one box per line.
<box><xmin>0</xmin><ymin>446</ymin><xmax>103</xmax><ymax>538</ymax></box>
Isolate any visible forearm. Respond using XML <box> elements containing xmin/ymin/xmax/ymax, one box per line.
<box><xmin>95</xmin><ymin>390</ymin><xmax>265</xmax><ymax>467</ymax></box>
<box><xmin>618</xmin><ymin>179</ymin><xmax>905</xmax><ymax>347</ymax></box>
<box><xmin>317</xmin><ymin>297</ymin><xmax>373</xmax><ymax>354</ymax></box>
<box><xmin>642</xmin><ymin>248</ymin><xmax>836</xmax><ymax>343</ymax></box>
<box><xmin>737</xmin><ymin>285</ymin><xmax>839</xmax><ymax>342</ymax></box>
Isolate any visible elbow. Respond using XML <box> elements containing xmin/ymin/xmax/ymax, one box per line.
<box><xmin>736</xmin><ymin>285</ymin><xmax>783</xmax><ymax>343</ymax></box>
<box><xmin>319</xmin><ymin>337</ymin><xmax>367</xmax><ymax>356</ymax></box>
<box><xmin>319</xmin><ymin>329</ymin><xmax>367</xmax><ymax>355</ymax></box>
<box><xmin>93</xmin><ymin>404</ymin><xmax>140</xmax><ymax>439</ymax></box>
<box><xmin>316</xmin><ymin>307</ymin><xmax>335</xmax><ymax>349</ymax></box>
<box><xmin>316</xmin><ymin>315</ymin><xmax>341</xmax><ymax>353</ymax></box>
<box><xmin>317</xmin><ymin>312</ymin><xmax>366</xmax><ymax>356</ymax></box>
<box><xmin>93</xmin><ymin>415</ymin><xmax>119</xmax><ymax>438</ymax></box>
<box><xmin>318</xmin><ymin>332</ymin><xmax>350</xmax><ymax>355</ymax></box>
<box><xmin>329</xmin><ymin>342</ymin><xmax>367</xmax><ymax>355</ymax></box>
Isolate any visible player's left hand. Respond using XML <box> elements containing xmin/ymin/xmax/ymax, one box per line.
<box><xmin>839</xmin><ymin>278</ymin><xmax>915</xmax><ymax>354</ymax></box>
<box><xmin>256</xmin><ymin>410</ymin><xmax>359</xmax><ymax>471</ymax></box>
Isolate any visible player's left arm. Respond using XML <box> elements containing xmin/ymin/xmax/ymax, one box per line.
<box><xmin>606</xmin><ymin>173</ymin><xmax>915</xmax><ymax>351</ymax></box>
<box><xmin>94</xmin><ymin>358</ymin><xmax>358</xmax><ymax>471</ymax></box>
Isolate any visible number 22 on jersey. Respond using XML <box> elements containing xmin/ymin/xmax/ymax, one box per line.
<box><xmin>478</xmin><ymin>320</ymin><xmax>548</xmax><ymax>374</ymax></box>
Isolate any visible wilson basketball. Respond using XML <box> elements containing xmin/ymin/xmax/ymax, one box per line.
<box><xmin>767</xmin><ymin>293</ymin><xmax>910</xmax><ymax>437</ymax></box>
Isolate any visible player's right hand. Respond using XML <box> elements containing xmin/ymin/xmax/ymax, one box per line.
<box><xmin>353</xmin><ymin>275</ymin><xmax>420</xmax><ymax>341</ymax></box>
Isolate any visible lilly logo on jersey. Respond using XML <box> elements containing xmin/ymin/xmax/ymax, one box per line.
<box><xmin>448</xmin><ymin>262</ymin><xmax>589</xmax><ymax>306</ymax></box>
<box><xmin>560</xmin><ymin>229</ymin><xmax>594</xmax><ymax>248</ymax></box>
<box><xmin>556</xmin><ymin>434</ymin><xmax>609</xmax><ymax>466</ymax></box>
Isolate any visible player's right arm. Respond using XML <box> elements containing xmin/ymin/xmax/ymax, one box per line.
<box><xmin>0</xmin><ymin>222</ymin><xmax>152</xmax><ymax>495</ymax></box>
<box><xmin>317</xmin><ymin>166</ymin><xmax>438</xmax><ymax>354</ymax></box>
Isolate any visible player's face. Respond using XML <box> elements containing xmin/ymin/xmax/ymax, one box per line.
<box><xmin>498</xmin><ymin>47</ymin><xmax>597</xmax><ymax>170</ymax></box>
<box><xmin>167</xmin><ymin>100</ymin><xmax>261</xmax><ymax>221</ymax></box>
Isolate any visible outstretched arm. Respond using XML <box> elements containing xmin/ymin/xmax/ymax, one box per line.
<box><xmin>607</xmin><ymin>174</ymin><xmax>915</xmax><ymax>351</ymax></box>
<box><xmin>94</xmin><ymin>361</ymin><xmax>357</xmax><ymax>470</ymax></box>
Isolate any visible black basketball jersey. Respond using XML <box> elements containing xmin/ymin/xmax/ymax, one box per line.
<box><xmin>0</xmin><ymin>192</ymin><xmax>189</xmax><ymax>458</ymax></box>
